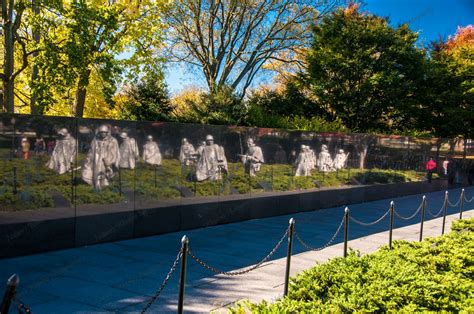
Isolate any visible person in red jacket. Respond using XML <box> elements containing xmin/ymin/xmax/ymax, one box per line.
<box><xmin>426</xmin><ymin>157</ymin><xmax>437</xmax><ymax>183</ymax></box>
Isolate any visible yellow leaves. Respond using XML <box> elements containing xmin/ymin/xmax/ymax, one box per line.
<box><xmin>170</xmin><ymin>86</ymin><xmax>205</xmax><ymax>119</ymax></box>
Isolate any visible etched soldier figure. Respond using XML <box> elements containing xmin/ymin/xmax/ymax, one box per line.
<box><xmin>274</xmin><ymin>145</ymin><xmax>287</xmax><ymax>164</ymax></box>
<box><xmin>196</xmin><ymin>140</ymin><xmax>206</xmax><ymax>157</ymax></box>
<box><xmin>308</xmin><ymin>147</ymin><xmax>317</xmax><ymax>170</ymax></box>
<box><xmin>81</xmin><ymin>125</ymin><xmax>120</xmax><ymax>190</ymax></box>
<box><xmin>119</xmin><ymin>132</ymin><xmax>139</xmax><ymax>169</ymax></box>
<box><xmin>46</xmin><ymin>128</ymin><xmax>76</xmax><ymax>174</ymax></box>
<box><xmin>334</xmin><ymin>149</ymin><xmax>349</xmax><ymax>170</ymax></box>
<box><xmin>240</xmin><ymin>138</ymin><xmax>264</xmax><ymax>176</ymax></box>
<box><xmin>142</xmin><ymin>135</ymin><xmax>162</xmax><ymax>166</ymax></box>
<box><xmin>318</xmin><ymin>144</ymin><xmax>334</xmax><ymax>172</ymax></box>
<box><xmin>295</xmin><ymin>145</ymin><xmax>311</xmax><ymax>176</ymax></box>
<box><xmin>179</xmin><ymin>138</ymin><xmax>196</xmax><ymax>167</ymax></box>
<box><xmin>196</xmin><ymin>135</ymin><xmax>227</xmax><ymax>181</ymax></box>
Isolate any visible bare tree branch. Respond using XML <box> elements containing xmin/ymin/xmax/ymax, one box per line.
<box><xmin>164</xmin><ymin>0</ymin><xmax>343</xmax><ymax>96</ymax></box>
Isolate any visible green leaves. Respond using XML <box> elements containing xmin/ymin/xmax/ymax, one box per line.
<box><xmin>305</xmin><ymin>6</ymin><xmax>426</xmax><ymax>133</ymax></box>
<box><xmin>233</xmin><ymin>218</ymin><xmax>474</xmax><ymax>313</ymax></box>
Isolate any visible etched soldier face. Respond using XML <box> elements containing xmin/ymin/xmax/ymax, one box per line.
<box><xmin>205</xmin><ymin>135</ymin><xmax>214</xmax><ymax>145</ymax></box>
<box><xmin>147</xmin><ymin>135</ymin><xmax>153</xmax><ymax>142</ymax></box>
<box><xmin>57</xmin><ymin>128</ymin><xmax>68</xmax><ymax>139</ymax></box>
<box><xmin>247</xmin><ymin>139</ymin><xmax>255</xmax><ymax>148</ymax></box>
<box><xmin>97</xmin><ymin>125</ymin><xmax>109</xmax><ymax>140</ymax></box>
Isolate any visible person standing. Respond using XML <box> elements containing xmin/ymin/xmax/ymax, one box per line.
<box><xmin>425</xmin><ymin>157</ymin><xmax>437</xmax><ymax>183</ymax></box>
<box><xmin>20</xmin><ymin>137</ymin><xmax>30</xmax><ymax>160</ymax></box>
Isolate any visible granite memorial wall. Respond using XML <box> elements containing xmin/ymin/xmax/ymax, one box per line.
<box><xmin>0</xmin><ymin>113</ymin><xmax>465</xmax><ymax>254</ymax></box>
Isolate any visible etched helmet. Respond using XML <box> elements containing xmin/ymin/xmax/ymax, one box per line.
<box><xmin>98</xmin><ymin>125</ymin><xmax>109</xmax><ymax>134</ymax></box>
<box><xmin>119</xmin><ymin>131</ymin><xmax>128</xmax><ymax>139</ymax></box>
<box><xmin>205</xmin><ymin>135</ymin><xmax>214</xmax><ymax>141</ymax></box>
<box><xmin>57</xmin><ymin>128</ymin><xmax>68</xmax><ymax>136</ymax></box>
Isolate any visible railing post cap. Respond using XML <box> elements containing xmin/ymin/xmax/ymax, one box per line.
<box><xmin>422</xmin><ymin>195</ymin><xmax>426</xmax><ymax>199</ymax></box>
<box><xmin>390</xmin><ymin>200</ymin><xmax>394</xmax><ymax>206</ymax></box>
<box><xmin>344</xmin><ymin>206</ymin><xmax>349</xmax><ymax>213</ymax></box>
<box><xmin>7</xmin><ymin>274</ymin><xmax>20</xmax><ymax>287</ymax></box>
<box><xmin>445</xmin><ymin>190</ymin><xmax>449</xmax><ymax>195</ymax></box>
<box><xmin>289</xmin><ymin>218</ymin><xmax>295</xmax><ymax>225</ymax></box>
<box><xmin>462</xmin><ymin>188</ymin><xmax>465</xmax><ymax>192</ymax></box>
<box><xmin>181</xmin><ymin>235</ymin><xmax>189</xmax><ymax>244</ymax></box>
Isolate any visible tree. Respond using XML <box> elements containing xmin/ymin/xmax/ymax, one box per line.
<box><xmin>414</xmin><ymin>26</ymin><xmax>473</xmax><ymax>140</ymax></box>
<box><xmin>1</xmin><ymin>0</ymin><xmax>40</xmax><ymax>112</ymax></box>
<box><xmin>119</xmin><ymin>72</ymin><xmax>173</xmax><ymax>121</ymax></box>
<box><xmin>304</xmin><ymin>4</ymin><xmax>426</xmax><ymax>133</ymax></box>
<box><xmin>164</xmin><ymin>0</ymin><xmax>342</xmax><ymax>98</ymax></box>
<box><xmin>29</xmin><ymin>0</ymin><xmax>167</xmax><ymax>117</ymax></box>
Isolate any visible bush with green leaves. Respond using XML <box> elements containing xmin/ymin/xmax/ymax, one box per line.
<box><xmin>232</xmin><ymin>218</ymin><xmax>474</xmax><ymax>313</ymax></box>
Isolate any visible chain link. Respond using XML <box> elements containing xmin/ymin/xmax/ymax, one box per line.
<box><xmin>294</xmin><ymin>215</ymin><xmax>345</xmax><ymax>251</ymax></box>
<box><xmin>14</xmin><ymin>297</ymin><xmax>32</xmax><ymax>314</ymax></box>
<box><xmin>464</xmin><ymin>194</ymin><xmax>474</xmax><ymax>203</ymax></box>
<box><xmin>187</xmin><ymin>226</ymin><xmax>289</xmax><ymax>276</ymax></box>
<box><xmin>447</xmin><ymin>195</ymin><xmax>462</xmax><ymax>208</ymax></box>
<box><xmin>349</xmin><ymin>209</ymin><xmax>390</xmax><ymax>226</ymax></box>
<box><xmin>140</xmin><ymin>249</ymin><xmax>182</xmax><ymax>314</ymax></box>
<box><xmin>394</xmin><ymin>201</ymin><xmax>423</xmax><ymax>221</ymax></box>
<box><xmin>425</xmin><ymin>201</ymin><xmax>445</xmax><ymax>218</ymax></box>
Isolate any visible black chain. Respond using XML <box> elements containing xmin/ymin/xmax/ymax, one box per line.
<box><xmin>140</xmin><ymin>249</ymin><xmax>182</xmax><ymax>314</ymax></box>
<box><xmin>394</xmin><ymin>201</ymin><xmax>423</xmax><ymax>221</ymax></box>
<box><xmin>447</xmin><ymin>195</ymin><xmax>462</xmax><ymax>208</ymax></box>
<box><xmin>426</xmin><ymin>202</ymin><xmax>445</xmax><ymax>218</ymax></box>
<box><xmin>349</xmin><ymin>209</ymin><xmax>390</xmax><ymax>226</ymax></box>
<box><xmin>294</xmin><ymin>215</ymin><xmax>345</xmax><ymax>251</ymax></box>
<box><xmin>188</xmin><ymin>226</ymin><xmax>289</xmax><ymax>276</ymax></box>
<box><xmin>464</xmin><ymin>194</ymin><xmax>474</xmax><ymax>203</ymax></box>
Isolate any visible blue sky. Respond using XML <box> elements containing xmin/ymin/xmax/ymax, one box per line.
<box><xmin>165</xmin><ymin>0</ymin><xmax>473</xmax><ymax>95</ymax></box>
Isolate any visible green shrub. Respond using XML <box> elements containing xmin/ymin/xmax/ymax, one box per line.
<box><xmin>231</xmin><ymin>218</ymin><xmax>474</xmax><ymax>313</ymax></box>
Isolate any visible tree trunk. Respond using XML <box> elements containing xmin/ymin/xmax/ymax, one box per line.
<box><xmin>3</xmin><ymin>0</ymin><xmax>15</xmax><ymax>113</ymax></box>
<box><xmin>463</xmin><ymin>137</ymin><xmax>467</xmax><ymax>160</ymax></box>
<box><xmin>73</xmin><ymin>68</ymin><xmax>91</xmax><ymax>117</ymax></box>
<box><xmin>30</xmin><ymin>0</ymin><xmax>40</xmax><ymax>115</ymax></box>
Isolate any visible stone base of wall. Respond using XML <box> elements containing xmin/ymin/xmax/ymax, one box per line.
<box><xmin>0</xmin><ymin>180</ymin><xmax>450</xmax><ymax>258</ymax></box>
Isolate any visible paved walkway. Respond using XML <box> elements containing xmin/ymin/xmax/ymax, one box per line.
<box><xmin>1</xmin><ymin>186</ymin><xmax>473</xmax><ymax>313</ymax></box>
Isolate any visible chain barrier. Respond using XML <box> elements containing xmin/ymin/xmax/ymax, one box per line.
<box><xmin>294</xmin><ymin>215</ymin><xmax>345</xmax><ymax>251</ymax></box>
<box><xmin>187</xmin><ymin>226</ymin><xmax>289</xmax><ymax>276</ymax></box>
<box><xmin>464</xmin><ymin>195</ymin><xmax>474</xmax><ymax>203</ymax></box>
<box><xmin>349</xmin><ymin>209</ymin><xmax>390</xmax><ymax>226</ymax></box>
<box><xmin>425</xmin><ymin>201</ymin><xmax>445</xmax><ymax>218</ymax></box>
<box><xmin>447</xmin><ymin>195</ymin><xmax>462</xmax><ymax>208</ymax></box>
<box><xmin>140</xmin><ymin>249</ymin><xmax>182</xmax><ymax>314</ymax></box>
<box><xmin>394</xmin><ymin>201</ymin><xmax>423</xmax><ymax>221</ymax></box>
<box><xmin>14</xmin><ymin>297</ymin><xmax>32</xmax><ymax>314</ymax></box>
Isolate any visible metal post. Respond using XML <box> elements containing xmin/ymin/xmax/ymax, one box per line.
<box><xmin>459</xmin><ymin>189</ymin><xmax>465</xmax><ymax>219</ymax></box>
<box><xmin>442</xmin><ymin>191</ymin><xmax>448</xmax><ymax>235</ymax></box>
<box><xmin>118</xmin><ymin>167</ymin><xmax>122</xmax><ymax>196</ymax></box>
<box><xmin>70</xmin><ymin>162</ymin><xmax>74</xmax><ymax>203</ymax></box>
<box><xmin>284</xmin><ymin>218</ymin><xmax>295</xmax><ymax>297</ymax></box>
<box><xmin>419</xmin><ymin>196</ymin><xmax>426</xmax><ymax>242</ymax></box>
<box><xmin>178</xmin><ymin>235</ymin><xmax>188</xmax><ymax>314</ymax></box>
<box><xmin>344</xmin><ymin>207</ymin><xmax>349</xmax><ymax>257</ymax></box>
<box><xmin>389</xmin><ymin>201</ymin><xmax>395</xmax><ymax>249</ymax></box>
<box><xmin>1</xmin><ymin>274</ymin><xmax>20</xmax><ymax>314</ymax></box>
<box><xmin>12</xmin><ymin>166</ymin><xmax>17</xmax><ymax>194</ymax></box>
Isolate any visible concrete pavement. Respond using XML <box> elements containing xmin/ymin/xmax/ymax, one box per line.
<box><xmin>0</xmin><ymin>186</ymin><xmax>473</xmax><ymax>313</ymax></box>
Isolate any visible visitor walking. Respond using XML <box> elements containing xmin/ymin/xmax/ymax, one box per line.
<box><xmin>425</xmin><ymin>157</ymin><xmax>437</xmax><ymax>183</ymax></box>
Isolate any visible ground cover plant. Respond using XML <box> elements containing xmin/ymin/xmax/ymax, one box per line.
<box><xmin>0</xmin><ymin>150</ymin><xmax>428</xmax><ymax>211</ymax></box>
<box><xmin>231</xmin><ymin>218</ymin><xmax>474</xmax><ymax>313</ymax></box>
